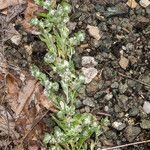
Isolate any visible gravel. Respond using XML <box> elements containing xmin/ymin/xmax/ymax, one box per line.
<box><xmin>124</xmin><ymin>126</ymin><xmax>141</xmax><ymax>142</ymax></box>
<box><xmin>143</xmin><ymin>101</ymin><xmax>150</xmax><ymax>114</ymax></box>
<box><xmin>112</xmin><ymin>121</ymin><xmax>126</xmax><ymax>131</ymax></box>
<box><xmin>140</xmin><ymin>119</ymin><xmax>150</xmax><ymax>129</ymax></box>
<box><xmin>83</xmin><ymin>97</ymin><xmax>95</xmax><ymax>107</ymax></box>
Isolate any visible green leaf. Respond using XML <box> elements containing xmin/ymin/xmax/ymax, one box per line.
<box><xmin>44</xmin><ymin>52</ymin><xmax>56</xmax><ymax>64</ymax></box>
<box><xmin>43</xmin><ymin>133</ymin><xmax>51</xmax><ymax>144</ymax></box>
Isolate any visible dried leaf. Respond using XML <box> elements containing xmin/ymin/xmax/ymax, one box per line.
<box><xmin>0</xmin><ymin>0</ymin><xmax>26</xmax><ymax>10</ymax></box>
<box><xmin>39</xmin><ymin>93</ymin><xmax>58</xmax><ymax>112</ymax></box>
<box><xmin>126</xmin><ymin>0</ymin><xmax>138</xmax><ymax>8</ymax></box>
<box><xmin>6</xmin><ymin>74</ymin><xmax>20</xmax><ymax>112</ymax></box>
<box><xmin>21</xmin><ymin>1</ymin><xmax>39</xmax><ymax>34</ymax></box>
<box><xmin>0</xmin><ymin>22</ymin><xmax>20</xmax><ymax>42</ymax></box>
<box><xmin>15</xmin><ymin>79</ymin><xmax>37</xmax><ymax>116</ymax></box>
<box><xmin>0</xmin><ymin>106</ymin><xmax>20</xmax><ymax>139</ymax></box>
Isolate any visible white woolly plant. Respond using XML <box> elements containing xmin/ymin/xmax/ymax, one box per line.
<box><xmin>31</xmin><ymin>0</ymin><xmax>109</xmax><ymax>149</ymax></box>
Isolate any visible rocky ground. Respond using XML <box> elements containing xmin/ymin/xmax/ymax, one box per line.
<box><xmin>72</xmin><ymin>0</ymin><xmax>150</xmax><ymax>149</ymax></box>
<box><xmin>0</xmin><ymin>0</ymin><xmax>150</xmax><ymax>150</ymax></box>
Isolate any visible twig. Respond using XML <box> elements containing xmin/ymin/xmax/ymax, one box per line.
<box><xmin>102</xmin><ymin>140</ymin><xmax>150</xmax><ymax>150</ymax></box>
<box><xmin>118</xmin><ymin>72</ymin><xmax>150</xmax><ymax>87</ymax></box>
<box><xmin>96</xmin><ymin>112</ymin><xmax>111</xmax><ymax>117</ymax></box>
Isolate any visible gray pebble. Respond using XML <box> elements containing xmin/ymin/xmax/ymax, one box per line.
<box><xmin>129</xmin><ymin>107</ymin><xmax>139</xmax><ymax>116</ymax></box>
<box><xmin>112</xmin><ymin>121</ymin><xmax>126</xmax><ymax>131</ymax></box>
<box><xmin>143</xmin><ymin>101</ymin><xmax>150</xmax><ymax>114</ymax></box>
<box><xmin>119</xmin><ymin>83</ymin><xmax>128</xmax><ymax>93</ymax></box>
<box><xmin>124</xmin><ymin>126</ymin><xmax>141</xmax><ymax>142</ymax></box>
<box><xmin>104</xmin><ymin>93</ymin><xmax>113</xmax><ymax>101</ymax></box>
<box><xmin>83</xmin><ymin>97</ymin><xmax>95</xmax><ymax>107</ymax></box>
<box><xmin>111</xmin><ymin>82</ymin><xmax>119</xmax><ymax>89</ymax></box>
<box><xmin>140</xmin><ymin>119</ymin><xmax>150</xmax><ymax>129</ymax></box>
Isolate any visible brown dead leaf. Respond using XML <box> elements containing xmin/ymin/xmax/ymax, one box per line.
<box><xmin>119</xmin><ymin>54</ymin><xmax>129</xmax><ymax>70</ymax></box>
<box><xmin>126</xmin><ymin>0</ymin><xmax>138</xmax><ymax>8</ymax></box>
<box><xmin>6</xmin><ymin>74</ymin><xmax>20</xmax><ymax>112</ymax></box>
<box><xmin>35</xmin><ymin>83</ymin><xmax>58</xmax><ymax>112</ymax></box>
<box><xmin>39</xmin><ymin>93</ymin><xmax>58</xmax><ymax>112</ymax></box>
<box><xmin>21</xmin><ymin>0</ymin><xmax>39</xmax><ymax>34</ymax></box>
<box><xmin>0</xmin><ymin>106</ymin><xmax>20</xmax><ymax>139</ymax></box>
<box><xmin>0</xmin><ymin>0</ymin><xmax>26</xmax><ymax>10</ymax></box>
<box><xmin>0</xmin><ymin>21</ymin><xmax>21</xmax><ymax>42</ymax></box>
<box><xmin>6</xmin><ymin>71</ymin><xmax>57</xmax><ymax>117</ymax></box>
<box><xmin>15</xmin><ymin>79</ymin><xmax>37</xmax><ymax>116</ymax></box>
<box><xmin>3</xmin><ymin>70</ymin><xmax>57</xmax><ymax>149</ymax></box>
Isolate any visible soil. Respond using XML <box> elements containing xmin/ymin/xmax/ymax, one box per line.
<box><xmin>0</xmin><ymin>0</ymin><xmax>150</xmax><ymax>150</ymax></box>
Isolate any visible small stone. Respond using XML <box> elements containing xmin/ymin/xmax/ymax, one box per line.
<box><xmin>129</xmin><ymin>107</ymin><xmax>139</xmax><ymax>116</ymax></box>
<box><xmin>92</xmin><ymin>39</ymin><xmax>101</xmax><ymax>48</ymax></box>
<box><xmin>85</xmin><ymin>106</ymin><xmax>90</xmax><ymax>112</ymax></box>
<box><xmin>118</xmin><ymin>95</ymin><xmax>129</xmax><ymax>111</ymax></box>
<box><xmin>143</xmin><ymin>101</ymin><xmax>150</xmax><ymax>114</ymax></box>
<box><xmin>128</xmin><ymin>56</ymin><xmax>137</xmax><ymax>65</ymax></box>
<box><xmin>140</xmin><ymin>75</ymin><xmax>150</xmax><ymax>84</ymax></box>
<box><xmin>67</xmin><ymin>22</ymin><xmax>77</xmax><ymax>31</ymax></box>
<box><xmin>104</xmin><ymin>106</ymin><xmax>109</xmax><ymax>112</ymax></box>
<box><xmin>87</xmin><ymin>25</ymin><xmax>102</xmax><ymax>40</ymax></box>
<box><xmin>82</xmin><ymin>67</ymin><xmax>98</xmax><ymax>84</ymax></box>
<box><xmin>119</xmin><ymin>83</ymin><xmax>128</xmax><ymax>93</ymax></box>
<box><xmin>76</xmin><ymin>100</ymin><xmax>82</xmax><ymax>108</ymax></box>
<box><xmin>103</xmin><ymin>67</ymin><xmax>114</xmax><ymax>80</ymax></box>
<box><xmin>11</xmin><ymin>33</ymin><xmax>22</xmax><ymax>45</ymax></box>
<box><xmin>119</xmin><ymin>55</ymin><xmax>129</xmax><ymax>69</ymax></box>
<box><xmin>83</xmin><ymin>97</ymin><xmax>95</xmax><ymax>107</ymax></box>
<box><xmin>126</xmin><ymin>43</ymin><xmax>134</xmax><ymax>51</ymax></box>
<box><xmin>82</xmin><ymin>56</ymin><xmax>97</xmax><ymax>67</ymax></box>
<box><xmin>124</xmin><ymin>126</ymin><xmax>141</xmax><ymax>142</ymax></box>
<box><xmin>127</xmin><ymin>79</ymin><xmax>136</xmax><ymax>88</ymax></box>
<box><xmin>139</xmin><ymin>0</ymin><xmax>150</xmax><ymax>8</ymax></box>
<box><xmin>114</xmin><ymin>105</ymin><xmax>122</xmax><ymax>113</ymax></box>
<box><xmin>111</xmin><ymin>82</ymin><xmax>119</xmax><ymax>89</ymax></box>
<box><xmin>86</xmin><ymin>80</ymin><xmax>99</xmax><ymax>96</ymax></box>
<box><xmin>112</xmin><ymin>121</ymin><xmax>126</xmax><ymax>131</ymax></box>
<box><xmin>140</xmin><ymin>119</ymin><xmax>150</xmax><ymax>129</ymax></box>
<box><xmin>105</xmin><ymin>131</ymin><xmax>117</xmax><ymax>140</ymax></box>
<box><xmin>104</xmin><ymin>93</ymin><xmax>113</xmax><ymax>101</ymax></box>
<box><xmin>127</xmin><ymin>0</ymin><xmax>138</xmax><ymax>8</ymax></box>
<box><xmin>104</xmin><ymin>3</ymin><xmax>128</xmax><ymax>17</ymax></box>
